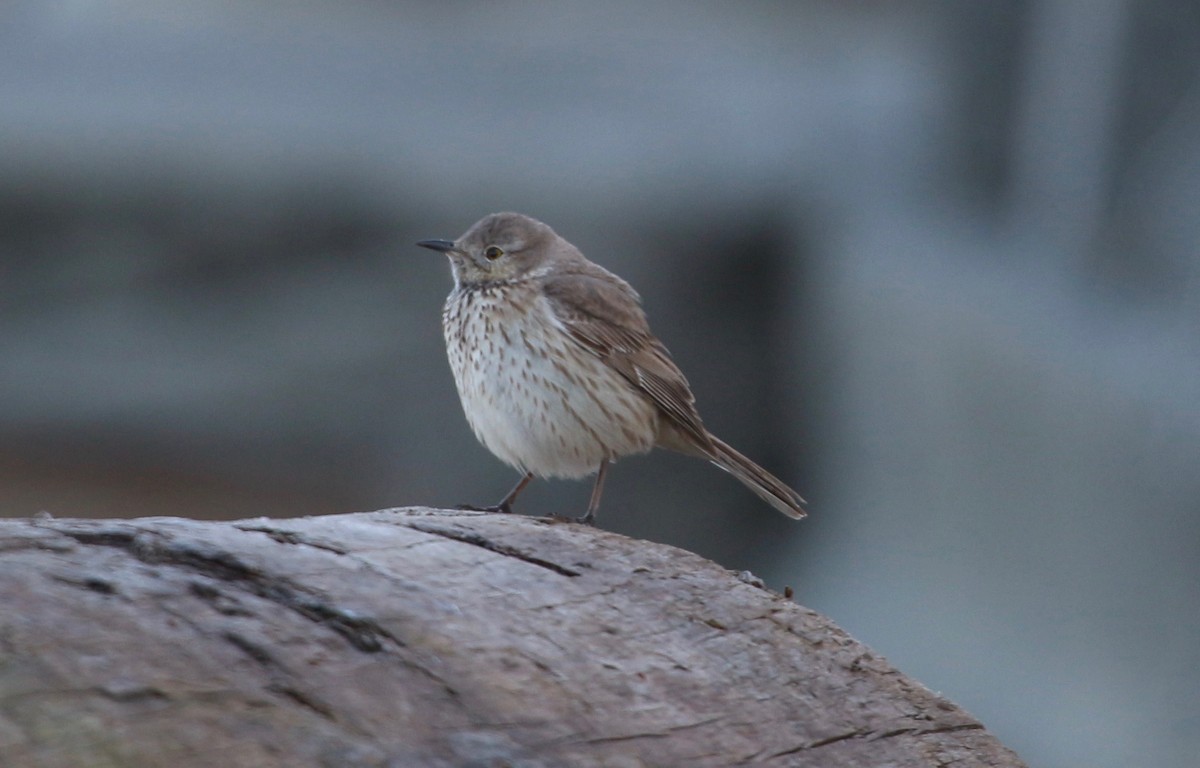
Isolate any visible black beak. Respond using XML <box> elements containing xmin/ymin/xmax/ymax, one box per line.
<box><xmin>416</xmin><ymin>239</ymin><xmax>456</xmax><ymax>253</ymax></box>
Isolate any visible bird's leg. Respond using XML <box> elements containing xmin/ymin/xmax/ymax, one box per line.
<box><xmin>577</xmin><ymin>461</ymin><xmax>610</xmax><ymax>525</ymax></box>
<box><xmin>459</xmin><ymin>472</ymin><xmax>533</xmax><ymax>514</ymax></box>
<box><xmin>494</xmin><ymin>472</ymin><xmax>535</xmax><ymax>513</ymax></box>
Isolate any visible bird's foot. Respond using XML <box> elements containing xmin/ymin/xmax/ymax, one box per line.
<box><xmin>455</xmin><ymin>502</ymin><xmax>514</xmax><ymax>514</ymax></box>
<box><xmin>543</xmin><ymin>512</ymin><xmax>592</xmax><ymax>525</ymax></box>
<box><xmin>554</xmin><ymin>511</ymin><xmax>594</xmax><ymax>525</ymax></box>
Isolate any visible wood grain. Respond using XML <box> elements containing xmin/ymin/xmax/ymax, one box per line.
<box><xmin>0</xmin><ymin>509</ymin><xmax>1026</xmax><ymax>767</ymax></box>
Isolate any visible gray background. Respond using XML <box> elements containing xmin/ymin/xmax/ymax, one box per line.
<box><xmin>2</xmin><ymin>2</ymin><xmax>1198</xmax><ymax>767</ymax></box>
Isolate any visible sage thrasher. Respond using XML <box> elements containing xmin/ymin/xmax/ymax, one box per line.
<box><xmin>418</xmin><ymin>212</ymin><xmax>805</xmax><ymax>524</ymax></box>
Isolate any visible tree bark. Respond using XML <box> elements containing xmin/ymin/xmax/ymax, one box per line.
<box><xmin>0</xmin><ymin>508</ymin><xmax>1026</xmax><ymax>767</ymax></box>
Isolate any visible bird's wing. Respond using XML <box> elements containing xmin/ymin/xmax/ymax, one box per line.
<box><xmin>540</xmin><ymin>267</ymin><xmax>713</xmax><ymax>451</ymax></box>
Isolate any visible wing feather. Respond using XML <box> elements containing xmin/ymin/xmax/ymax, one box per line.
<box><xmin>539</xmin><ymin>266</ymin><xmax>713</xmax><ymax>452</ymax></box>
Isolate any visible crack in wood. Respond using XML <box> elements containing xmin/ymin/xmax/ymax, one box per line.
<box><xmin>39</xmin><ymin>523</ymin><xmax>466</xmax><ymax>703</ymax></box>
<box><xmin>578</xmin><ymin>714</ymin><xmax>727</xmax><ymax>745</ymax></box>
<box><xmin>51</xmin><ymin>525</ymin><xmax>395</xmax><ymax>653</ymax></box>
<box><xmin>95</xmin><ymin>681</ymin><xmax>169</xmax><ymax>703</ymax></box>
<box><xmin>912</xmin><ymin>723</ymin><xmax>986</xmax><ymax>737</ymax></box>
<box><xmin>403</xmin><ymin>522</ymin><xmax>582</xmax><ymax>577</ymax></box>
<box><xmin>222</xmin><ymin>631</ymin><xmax>338</xmax><ymax>722</ymax></box>
<box><xmin>234</xmin><ymin>525</ymin><xmax>349</xmax><ymax>555</ymax></box>
<box><xmin>48</xmin><ymin>572</ymin><xmax>118</xmax><ymax>595</ymax></box>
<box><xmin>0</xmin><ymin>539</ymin><xmax>77</xmax><ymax>555</ymax></box>
<box><xmin>769</xmin><ymin>721</ymin><xmax>988</xmax><ymax>758</ymax></box>
<box><xmin>188</xmin><ymin>580</ymin><xmax>257</xmax><ymax>616</ymax></box>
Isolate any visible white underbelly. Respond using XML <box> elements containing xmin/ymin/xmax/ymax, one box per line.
<box><xmin>444</xmin><ymin>287</ymin><xmax>658</xmax><ymax>478</ymax></box>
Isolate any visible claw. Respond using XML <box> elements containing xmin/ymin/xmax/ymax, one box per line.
<box><xmin>455</xmin><ymin>503</ymin><xmax>513</xmax><ymax>514</ymax></box>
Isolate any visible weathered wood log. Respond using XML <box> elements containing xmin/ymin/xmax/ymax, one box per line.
<box><xmin>0</xmin><ymin>508</ymin><xmax>1026</xmax><ymax>767</ymax></box>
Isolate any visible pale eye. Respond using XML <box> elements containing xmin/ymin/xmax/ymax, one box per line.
<box><xmin>484</xmin><ymin>246</ymin><xmax>504</xmax><ymax>260</ymax></box>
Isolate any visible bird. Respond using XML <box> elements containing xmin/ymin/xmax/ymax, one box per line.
<box><xmin>417</xmin><ymin>212</ymin><xmax>805</xmax><ymax>524</ymax></box>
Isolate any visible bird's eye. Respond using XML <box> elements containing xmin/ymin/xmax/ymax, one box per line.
<box><xmin>484</xmin><ymin>246</ymin><xmax>504</xmax><ymax>261</ymax></box>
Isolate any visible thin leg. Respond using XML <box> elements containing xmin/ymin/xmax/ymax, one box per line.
<box><xmin>577</xmin><ymin>461</ymin><xmax>609</xmax><ymax>525</ymax></box>
<box><xmin>459</xmin><ymin>472</ymin><xmax>533</xmax><ymax>514</ymax></box>
<box><xmin>496</xmin><ymin>472</ymin><xmax>534</xmax><ymax>513</ymax></box>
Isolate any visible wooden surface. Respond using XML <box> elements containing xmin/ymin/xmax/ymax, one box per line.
<box><xmin>0</xmin><ymin>508</ymin><xmax>1027</xmax><ymax>767</ymax></box>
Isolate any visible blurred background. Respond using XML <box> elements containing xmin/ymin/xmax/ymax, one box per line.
<box><xmin>2</xmin><ymin>1</ymin><xmax>1198</xmax><ymax>765</ymax></box>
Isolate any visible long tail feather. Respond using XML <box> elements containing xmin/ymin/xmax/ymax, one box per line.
<box><xmin>707</xmin><ymin>435</ymin><xmax>806</xmax><ymax>519</ymax></box>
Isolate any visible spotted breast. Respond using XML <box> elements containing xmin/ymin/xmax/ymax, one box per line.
<box><xmin>442</xmin><ymin>279</ymin><xmax>660</xmax><ymax>479</ymax></box>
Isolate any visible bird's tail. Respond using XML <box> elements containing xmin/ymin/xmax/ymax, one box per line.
<box><xmin>707</xmin><ymin>435</ymin><xmax>807</xmax><ymax>519</ymax></box>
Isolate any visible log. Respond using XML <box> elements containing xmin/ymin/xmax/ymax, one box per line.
<box><xmin>0</xmin><ymin>508</ymin><xmax>1026</xmax><ymax>767</ymax></box>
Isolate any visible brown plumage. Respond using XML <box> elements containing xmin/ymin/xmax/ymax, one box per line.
<box><xmin>418</xmin><ymin>212</ymin><xmax>806</xmax><ymax>524</ymax></box>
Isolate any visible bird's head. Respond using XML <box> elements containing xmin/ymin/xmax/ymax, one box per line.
<box><xmin>417</xmin><ymin>212</ymin><xmax>567</xmax><ymax>288</ymax></box>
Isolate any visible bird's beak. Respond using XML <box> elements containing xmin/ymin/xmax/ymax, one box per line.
<box><xmin>416</xmin><ymin>239</ymin><xmax>457</xmax><ymax>254</ymax></box>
